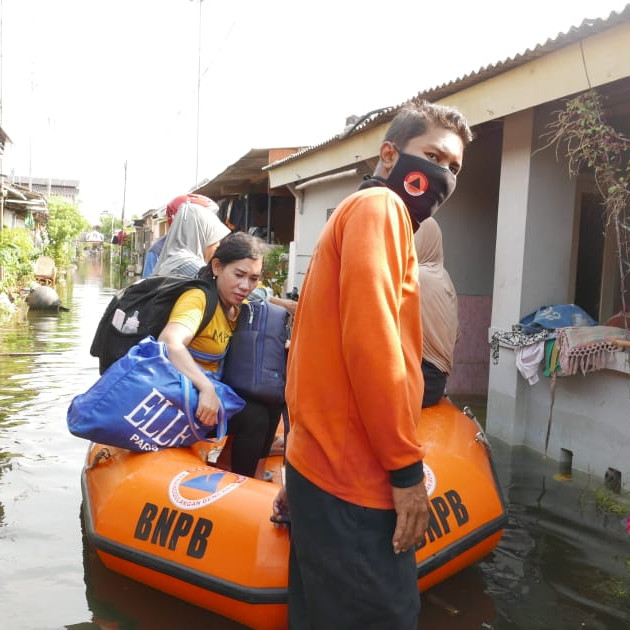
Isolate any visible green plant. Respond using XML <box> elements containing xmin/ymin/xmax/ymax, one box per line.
<box><xmin>593</xmin><ymin>576</ymin><xmax>630</xmax><ymax>601</ymax></box>
<box><xmin>0</xmin><ymin>227</ymin><xmax>36</xmax><ymax>293</ymax></box>
<box><xmin>262</xmin><ymin>245</ymin><xmax>289</xmax><ymax>297</ymax></box>
<box><xmin>542</xmin><ymin>90</ymin><xmax>630</xmax><ymax>322</ymax></box>
<box><xmin>43</xmin><ymin>196</ymin><xmax>90</xmax><ymax>270</ymax></box>
<box><xmin>594</xmin><ymin>488</ymin><xmax>630</xmax><ymax>516</ymax></box>
<box><xmin>97</xmin><ymin>216</ymin><xmax>123</xmax><ymax>242</ymax></box>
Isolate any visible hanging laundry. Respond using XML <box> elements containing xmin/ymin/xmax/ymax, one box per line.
<box><xmin>516</xmin><ymin>341</ymin><xmax>545</xmax><ymax>385</ymax></box>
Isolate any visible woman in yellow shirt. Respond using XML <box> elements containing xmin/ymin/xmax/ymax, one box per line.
<box><xmin>158</xmin><ymin>232</ymin><xmax>281</xmax><ymax>478</ymax></box>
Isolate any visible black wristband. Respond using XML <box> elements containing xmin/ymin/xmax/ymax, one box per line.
<box><xmin>389</xmin><ymin>461</ymin><xmax>424</xmax><ymax>488</ymax></box>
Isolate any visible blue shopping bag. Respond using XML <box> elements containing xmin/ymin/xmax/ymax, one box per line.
<box><xmin>67</xmin><ymin>336</ymin><xmax>245</xmax><ymax>452</ymax></box>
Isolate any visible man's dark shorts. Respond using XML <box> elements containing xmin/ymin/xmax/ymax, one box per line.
<box><xmin>285</xmin><ymin>462</ymin><xmax>420</xmax><ymax>629</ymax></box>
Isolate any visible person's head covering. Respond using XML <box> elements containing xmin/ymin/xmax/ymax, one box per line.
<box><xmin>166</xmin><ymin>193</ymin><xmax>215</xmax><ymax>226</ymax></box>
<box><xmin>152</xmin><ymin>195</ymin><xmax>231</xmax><ymax>278</ymax></box>
<box><xmin>413</xmin><ymin>217</ymin><xmax>459</xmax><ymax>374</ymax></box>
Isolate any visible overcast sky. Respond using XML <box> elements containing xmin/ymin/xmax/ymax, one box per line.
<box><xmin>1</xmin><ymin>0</ymin><xmax>628</xmax><ymax>224</ymax></box>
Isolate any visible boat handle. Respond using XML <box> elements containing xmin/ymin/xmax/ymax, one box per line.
<box><xmin>462</xmin><ymin>405</ymin><xmax>493</xmax><ymax>457</ymax></box>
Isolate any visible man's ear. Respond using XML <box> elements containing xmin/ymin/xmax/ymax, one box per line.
<box><xmin>379</xmin><ymin>141</ymin><xmax>398</xmax><ymax>176</ymax></box>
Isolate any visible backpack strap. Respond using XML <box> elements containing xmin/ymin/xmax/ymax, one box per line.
<box><xmin>193</xmin><ymin>279</ymin><xmax>219</xmax><ymax>338</ymax></box>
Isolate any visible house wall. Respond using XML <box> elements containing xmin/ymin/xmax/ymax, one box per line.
<box><xmin>523</xmin><ymin>103</ymin><xmax>578</xmax><ymax>310</ymax></box>
<box><xmin>269</xmin><ymin>17</ymin><xmax>630</xmax><ymax>488</ymax></box>
<box><xmin>288</xmin><ymin>172</ymin><xmax>362</xmax><ymax>290</ymax></box>
<box><xmin>488</xmin><ymin>106</ymin><xmax>572</xmax><ymax>444</ymax></box>
<box><xmin>287</xmin><ymin>129</ymin><xmax>503</xmax><ymax>398</ymax></box>
<box><xmin>438</xmin><ymin>126</ymin><xmax>501</xmax><ymax>396</ymax></box>
<box><xmin>486</xmin><ymin>103</ymin><xmax>630</xmax><ymax>488</ymax></box>
<box><xmin>4</xmin><ymin>209</ymin><xmax>18</xmax><ymax>228</ymax></box>
<box><xmin>493</xmin><ymin>351</ymin><xmax>630</xmax><ymax>491</ymax></box>
<box><xmin>438</xmin><ymin>126</ymin><xmax>500</xmax><ymax>296</ymax></box>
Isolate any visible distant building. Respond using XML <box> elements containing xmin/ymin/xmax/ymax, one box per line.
<box><xmin>11</xmin><ymin>176</ymin><xmax>80</xmax><ymax>204</ymax></box>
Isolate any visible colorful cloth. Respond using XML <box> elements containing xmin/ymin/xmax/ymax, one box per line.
<box><xmin>516</xmin><ymin>341</ymin><xmax>545</xmax><ymax>385</ymax></box>
<box><xmin>555</xmin><ymin>326</ymin><xmax>626</xmax><ymax>376</ymax></box>
<box><xmin>490</xmin><ymin>328</ymin><xmax>551</xmax><ymax>364</ymax></box>
<box><xmin>519</xmin><ymin>304</ymin><xmax>596</xmax><ymax>333</ymax></box>
<box><xmin>543</xmin><ymin>338</ymin><xmax>562</xmax><ymax>377</ymax></box>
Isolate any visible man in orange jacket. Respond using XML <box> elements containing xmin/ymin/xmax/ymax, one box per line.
<box><xmin>273</xmin><ymin>100</ymin><xmax>473</xmax><ymax>628</ymax></box>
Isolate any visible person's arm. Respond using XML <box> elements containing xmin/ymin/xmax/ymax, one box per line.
<box><xmin>158</xmin><ymin>322</ymin><xmax>221</xmax><ymax>426</ymax></box>
<box><xmin>269</xmin><ymin>295</ymin><xmax>297</xmax><ymax>316</ymax></box>
<box><xmin>337</xmin><ymin>193</ymin><xmax>423</xmax><ymax>468</ymax></box>
<box><xmin>142</xmin><ymin>250</ymin><xmax>158</xmax><ymax>279</ymax></box>
<box><xmin>337</xmin><ymin>191</ymin><xmax>427</xmax><ymax>551</ymax></box>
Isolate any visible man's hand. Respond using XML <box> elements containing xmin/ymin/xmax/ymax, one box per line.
<box><xmin>271</xmin><ymin>484</ymin><xmax>290</xmax><ymax>526</ymax></box>
<box><xmin>391</xmin><ymin>481</ymin><xmax>429</xmax><ymax>554</ymax></box>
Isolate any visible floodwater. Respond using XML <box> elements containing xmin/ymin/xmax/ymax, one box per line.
<box><xmin>1</xmin><ymin>256</ymin><xmax>630</xmax><ymax>629</ymax></box>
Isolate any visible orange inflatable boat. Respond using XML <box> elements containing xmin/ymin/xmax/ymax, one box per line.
<box><xmin>81</xmin><ymin>397</ymin><xmax>507</xmax><ymax>630</ymax></box>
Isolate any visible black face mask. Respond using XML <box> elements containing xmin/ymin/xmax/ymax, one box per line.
<box><xmin>379</xmin><ymin>146</ymin><xmax>457</xmax><ymax>228</ymax></box>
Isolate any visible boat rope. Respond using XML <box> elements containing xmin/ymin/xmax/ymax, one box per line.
<box><xmin>87</xmin><ymin>447</ymin><xmax>112</xmax><ymax>470</ymax></box>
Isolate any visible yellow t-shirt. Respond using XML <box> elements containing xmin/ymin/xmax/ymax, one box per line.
<box><xmin>168</xmin><ymin>288</ymin><xmax>238</xmax><ymax>372</ymax></box>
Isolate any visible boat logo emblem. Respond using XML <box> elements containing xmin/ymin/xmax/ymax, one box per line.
<box><xmin>423</xmin><ymin>464</ymin><xmax>436</xmax><ymax>497</ymax></box>
<box><xmin>169</xmin><ymin>467</ymin><xmax>247</xmax><ymax>510</ymax></box>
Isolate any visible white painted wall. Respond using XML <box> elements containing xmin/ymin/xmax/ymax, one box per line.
<box><xmin>486</xmin><ymin>104</ymin><xmax>630</xmax><ymax>489</ymax></box>
<box><xmin>290</xmin><ymin>173</ymin><xmax>362</xmax><ymax>290</ymax></box>
<box><xmin>522</xmin><ymin>104</ymin><xmax>578</xmax><ymax>312</ymax></box>
<box><xmin>496</xmin><ymin>351</ymin><xmax>630</xmax><ymax>489</ymax></box>
<box><xmin>437</xmin><ymin>126</ymin><xmax>500</xmax><ymax>297</ymax></box>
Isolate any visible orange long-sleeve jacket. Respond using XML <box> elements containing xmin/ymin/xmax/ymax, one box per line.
<box><xmin>285</xmin><ymin>185</ymin><xmax>425</xmax><ymax>510</ymax></box>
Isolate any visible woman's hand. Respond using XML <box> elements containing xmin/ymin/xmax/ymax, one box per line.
<box><xmin>196</xmin><ymin>381</ymin><xmax>221</xmax><ymax>426</ymax></box>
<box><xmin>159</xmin><ymin>321</ymin><xmax>223</xmax><ymax>427</ymax></box>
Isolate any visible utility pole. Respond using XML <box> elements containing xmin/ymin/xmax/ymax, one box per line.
<box><xmin>119</xmin><ymin>160</ymin><xmax>127</xmax><ymax>268</ymax></box>
<box><xmin>194</xmin><ymin>0</ymin><xmax>204</xmax><ymax>184</ymax></box>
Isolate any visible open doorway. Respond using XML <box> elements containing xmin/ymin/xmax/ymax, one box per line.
<box><xmin>574</xmin><ymin>192</ymin><xmax>605</xmax><ymax>320</ymax></box>
<box><xmin>574</xmin><ymin>189</ymin><xmax>629</xmax><ymax>324</ymax></box>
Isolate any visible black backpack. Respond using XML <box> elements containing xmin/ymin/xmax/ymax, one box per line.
<box><xmin>90</xmin><ymin>276</ymin><xmax>219</xmax><ymax>374</ymax></box>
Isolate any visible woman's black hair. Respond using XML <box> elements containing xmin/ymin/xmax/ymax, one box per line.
<box><xmin>197</xmin><ymin>231</ymin><xmax>265</xmax><ymax>279</ymax></box>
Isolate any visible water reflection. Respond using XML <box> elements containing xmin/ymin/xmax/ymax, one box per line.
<box><xmin>482</xmin><ymin>444</ymin><xmax>630</xmax><ymax>629</ymax></box>
<box><xmin>80</xmin><ymin>513</ymin><xmax>249</xmax><ymax>629</ymax></box>
<box><xmin>0</xmin><ymin>257</ymin><xmax>119</xmax><ymax>629</ymax></box>
<box><xmin>1</xmin><ymin>257</ymin><xmax>630</xmax><ymax>629</ymax></box>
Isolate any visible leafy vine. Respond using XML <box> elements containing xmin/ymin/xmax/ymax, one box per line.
<box><xmin>541</xmin><ymin>89</ymin><xmax>630</xmax><ymax>326</ymax></box>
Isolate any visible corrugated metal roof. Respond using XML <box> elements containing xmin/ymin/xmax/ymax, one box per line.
<box><xmin>194</xmin><ymin>147</ymin><xmax>303</xmax><ymax>199</ymax></box>
<box><xmin>140</xmin><ymin>147</ymin><xmax>304</xmax><ymax>222</ymax></box>
<box><xmin>3</xmin><ymin>181</ymin><xmax>48</xmax><ymax>215</ymax></box>
<box><xmin>197</xmin><ymin>148</ymin><xmax>276</xmax><ymax>198</ymax></box>
<box><xmin>266</xmin><ymin>4</ymin><xmax>630</xmax><ymax>170</ymax></box>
